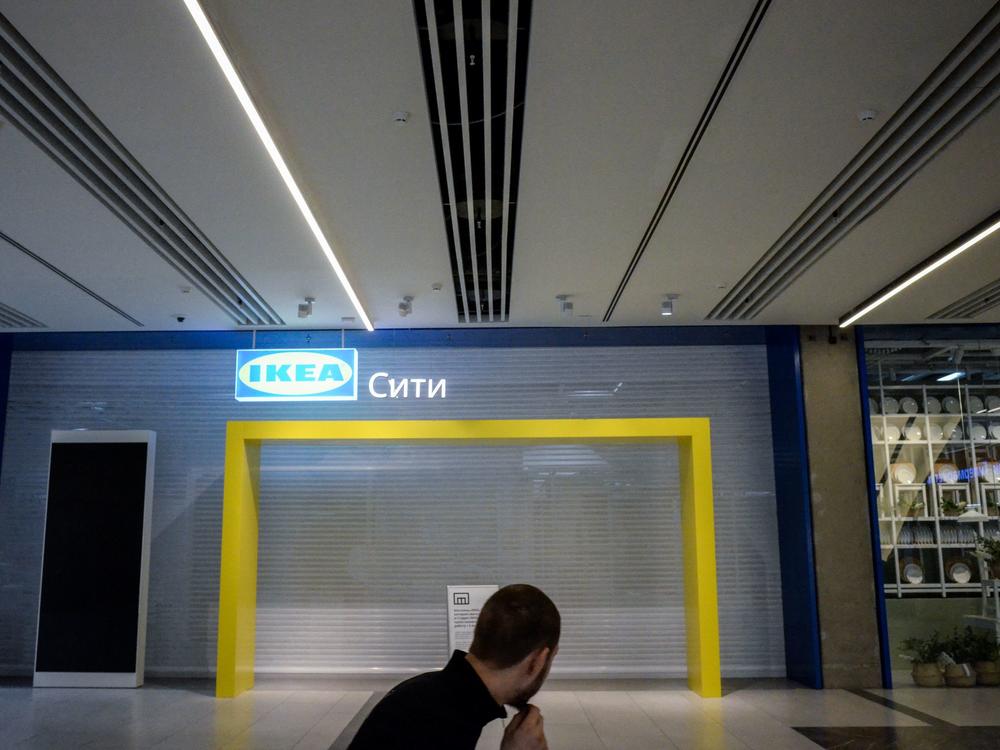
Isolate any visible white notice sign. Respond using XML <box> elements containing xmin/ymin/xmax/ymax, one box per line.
<box><xmin>447</xmin><ymin>585</ymin><xmax>498</xmax><ymax>654</ymax></box>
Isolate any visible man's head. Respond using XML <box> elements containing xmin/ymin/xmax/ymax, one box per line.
<box><xmin>468</xmin><ymin>584</ymin><xmax>560</xmax><ymax>706</ymax></box>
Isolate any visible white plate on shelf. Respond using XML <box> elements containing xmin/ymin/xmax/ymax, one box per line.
<box><xmin>990</xmin><ymin>423</ymin><xmax>1000</xmax><ymax>440</ymax></box>
<box><xmin>869</xmin><ymin>397</ymin><xmax>879</xmax><ymax>415</ymax></box>
<box><xmin>987</xmin><ymin>395</ymin><xmax>1000</xmax><ymax>412</ymax></box>
<box><xmin>892</xmin><ymin>463</ymin><xmax>917</xmax><ymax>483</ymax></box>
<box><xmin>943</xmin><ymin>396</ymin><xmax>961</xmax><ymax>414</ymax></box>
<box><xmin>925</xmin><ymin>396</ymin><xmax>942</xmax><ymax>414</ymax></box>
<box><xmin>902</xmin><ymin>562</ymin><xmax>924</xmax><ymax>584</ymax></box>
<box><xmin>950</xmin><ymin>424</ymin><xmax>964</xmax><ymax>440</ymax></box>
<box><xmin>927</xmin><ymin>423</ymin><xmax>944</xmax><ymax>441</ymax></box>
<box><xmin>947</xmin><ymin>561</ymin><xmax>972</xmax><ymax>584</ymax></box>
<box><xmin>905</xmin><ymin>424</ymin><xmax>924</xmax><ymax>441</ymax></box>
<box><xmin>971</xmin><ymin>423</ymin><xmax>988</xmax><ymax>441</ymax></box>
<box><xmin>969</xmin><ymin>395</ymin><xmax>985</xmax><ymax>413</ymax></box>
<box><xmin>882</xmin><ymin>396</ymin><xmax>900</xmax><ymax>415</ymax></box>
<box><xmin>900</xmin><ymin>397</ymin><xmax>919</xmax><ymax>414</ymax></box>
<box><xmin>935</xmin><ymin>462</ymin><xmax>960</xmax><ymax>483</ymax></box>
<box><xmin>885</xmin><ymin>424</ymin><xmax>902</xmax><ymax>442</ymax></box>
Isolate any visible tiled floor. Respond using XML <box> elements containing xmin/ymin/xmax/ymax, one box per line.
<box><xmin>1</xmin><ymin>677</ymin><xmax>998</xmax><ymax>749</ymax></box>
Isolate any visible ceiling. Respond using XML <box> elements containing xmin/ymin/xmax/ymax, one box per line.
<box><xmin>0</xmin><ymin>0</ymin><xmax>998</xmax><ymax>332</ymax></box>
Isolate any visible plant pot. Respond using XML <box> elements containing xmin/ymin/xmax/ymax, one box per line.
<box><xmin>912</xmin><ymin>662</ymin><xmax>944</xmax><ymax>687</ymax></box>
<box><xmin>976</xmin><ymin>661</ymin><xmax>1000</xmax><ymax>686</ymax></box>
<box><xmin>944</xmin><ymin>663</ymin><xmax>977</xmax><ymax>687</ymax></box>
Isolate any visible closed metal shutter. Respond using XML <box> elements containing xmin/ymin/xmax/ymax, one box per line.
<box><xmin>0</xmin><ymin>345</ymin><xmax>785</xmax><ymax>677</ymax></box>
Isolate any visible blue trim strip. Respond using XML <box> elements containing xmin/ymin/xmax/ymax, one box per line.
<box><xmin>8</xmin><ymin>325</ymin><xmax>767</xmax><ymax>351</ymax></box>
<box><xmin>765</xmin><ymin>326</ymin><xmax>823</xmax><ymax>688</ymax></box>
<box><xmin>856</xmin><ymin>328</ymin><xmax>893</xmax><ymax>689</ymax></box>
<box><xmin>0</xmin><ymin>334</ymin><xmax>11</xmax><ymax>493</ymax></box>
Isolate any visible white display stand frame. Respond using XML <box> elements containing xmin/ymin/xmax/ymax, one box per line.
<box><xmin>33</xmin><ymin>430</ymin><xmax>156</xmax><ymax>688</ymax></box>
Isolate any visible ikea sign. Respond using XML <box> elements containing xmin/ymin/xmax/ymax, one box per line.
<box><xmin>235</xmin><ymin>349</ymin><xmax>357</xmax><ymax>402</ymax></box>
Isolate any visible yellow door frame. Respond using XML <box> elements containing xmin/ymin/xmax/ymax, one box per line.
<box><xmin>216</xmin><ymin>418</ymin><xmax>721</xmax><ymax>698</ymax></box>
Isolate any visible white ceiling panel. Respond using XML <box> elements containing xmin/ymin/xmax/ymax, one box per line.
<box><xmin>509</xmin><ymin>0</ymin><xmax>757</xmax><ymax>324</ymax></box>
<box><xmin>766</xmin><ymin>105</ymin><xmax>1000</xmax><ymax>325</ymax></box>
<box><xmin>608</xmin><ymin>0</ymin><xmax>994</xmax><ymax>325</ymax></box>
<box><xmin>1</xmin><ymin>0</ymin><xmax>360</xmax><ymax>327</ymax></box>
<box><xmin>0</xmin><ymin>122</ymin><xmax>223</xmax><ymax>330</ymax></box>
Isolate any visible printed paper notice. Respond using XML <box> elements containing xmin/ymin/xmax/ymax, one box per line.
<box><xmin>447</xmin><ymin>584</ymin><xmax>498</xmax><ymax>654</ymax></box>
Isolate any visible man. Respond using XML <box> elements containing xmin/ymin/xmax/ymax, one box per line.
<box><xmin>348</xmin><ymin>584</ymin><xmax>560</xmax><ymax>750</ymax></box>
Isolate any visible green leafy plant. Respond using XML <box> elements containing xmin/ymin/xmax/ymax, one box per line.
<box><xmin>963</xmin><ymin>627</ymin><xmax>1000</xmax><ymax>663</ymax></box>
<box><xmin>902</xmin><ymin>631</ymin><xmax>947</xmax><ymax>663</ymax></box>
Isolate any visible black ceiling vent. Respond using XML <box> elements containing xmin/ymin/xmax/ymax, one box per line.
<box><xmin>414</xmin><ymin>0</ymin><xmax>532</xmax><ymax>323</ymax></box>
<box><xmin>709</xmin><ymin>2</ymin><xmax>1000</xmax><ymax>321</ymax></box>
<box><xmin>0</xmin><ymin>300</ymin><xmax>44</xmax><ymax>328</ymax></box>
<box><xmin>930</xmin><ymin>277</ymin><xmax>1000</xmax><ymax>319</ymax></box>
<box><xmin>0</xmin><ymin>13</ymin><xmax>283</xmax><ymax>327</ymax></box>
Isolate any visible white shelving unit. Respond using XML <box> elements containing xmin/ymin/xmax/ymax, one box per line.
<box><xmin>870</xmin><ymin>383</ymin><xmax>1000</xmax><ymax>597</ymax></box>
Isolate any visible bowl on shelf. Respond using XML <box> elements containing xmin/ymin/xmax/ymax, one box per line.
<box><xmin>869</xmin><ymin>397</ymin><xmax>879</xmax><ymax>414</ymax></box>
<box><xmin>990</xmin><ymin>423</ymin><xmax>1000</xmax><ymax>440</ymax></box>
<box><xmin>883</xmin><ymin>396</ymin><xmax>900</xmax><ymax>415</ymax></box>
<box><xmin>986</xmin><ymin>395</ymin><xmax>1000</xmax><ymax>412</ymax></box>
<box><xmin>904</xmin><ymin>424</ymin><xmax>924</xmax><ymax>441</ymax></box>
<box><xmin>927</xmin><ymin>423</ymin><xmax>944</xmax><ymax>441</ymax></box>
<box><xmin>943</xmin><ymin>396</ymin><xmax>961</xmax><ymax>415</ymax></box>
<box><xmin>925</xmin><ymin>396</ymin><xmax>942</xmax><ymax>414</ymax></box>
<box><xmin>885</xmin><ymin>424</ymin><xmax>902</xmax><ymax>442</ymax></box>
<box><xmin>949</xmin><ymin>424</ymin><xmax>964</xmax><ymax>440</ymax></box>
<box><xmin>970</xmin><ymin>423</ymin><xmax>988</xmax><ymax>441</ymax></box>
<box><xmin>900</xmin><ymin>397</ymin><xmax>919</xmax><ymax>414</ymax></box>
<box><xmin>969</xmin><ymin>395</ymin><xmax>985</xmax><ymax>413</ymax></box>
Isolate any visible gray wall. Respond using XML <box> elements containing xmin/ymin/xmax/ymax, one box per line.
<box><xmin>800</xmin><ymin>328</ymin><xmax>882</xmax><ymax>688</ymax></box>
<box><xmin>0</xmin><ymin>344</ymin><xmax>784</xmax><ymax>677</ymax></box>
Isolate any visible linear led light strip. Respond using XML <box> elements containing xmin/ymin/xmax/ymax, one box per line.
<box><xmin>181</xmin><ymin>0</ymin><xmax>374</xmax><ymax>331</ymax></box>
<box><xmin>839</xmin><ymin>211</ymin><xmax>1000</xmax><ymax>328</ymax></box>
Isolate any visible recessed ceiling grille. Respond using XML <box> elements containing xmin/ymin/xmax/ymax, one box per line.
<box><xmin>0</xmin><ymin>13</ymin><xmax>283</xmax><ymax>327</ymax></box>
<box><xmin>414</xmin><ymin>0</ymin><xmax>532</xmax><ymax>323</ymax></box>
<box><xmin>930</xmin><ymin>276</ymin><xmax>1000</xmax><ymax>319</ymax></box>
<box><xmin>0</xmin><ymin>301</ymin><xmax>44</xmax><ymax>328</ymax></box>
<box><xmin>710</xmin><ymin>2</ymin><xmax>1000</xmax><ymax>321</ymax></box>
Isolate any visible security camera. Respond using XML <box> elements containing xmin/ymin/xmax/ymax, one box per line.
<box><xmin>175</xmin><ymin>315</ymin><xmax>186</xmax><ymax>323</ymax></box>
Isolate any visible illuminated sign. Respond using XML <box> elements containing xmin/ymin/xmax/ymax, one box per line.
<box><xmin>235</xmin><ymin>349</ymin><xmax>357</xmax><ymax>402</ymax></box>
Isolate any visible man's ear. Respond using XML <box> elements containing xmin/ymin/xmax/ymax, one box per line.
<box><xmin>526</xmin><ymin>646</ymin><xmax>551</xmax><ymax>676</ymax></box>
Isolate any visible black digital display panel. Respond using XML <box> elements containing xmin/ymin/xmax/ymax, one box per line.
<box><xmin>35</xmin><ymin>442</ymin><xmax>148</xmax><ymax>674</ymax></box>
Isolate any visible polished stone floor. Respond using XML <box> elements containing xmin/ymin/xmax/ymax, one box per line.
<box><xmin>0</xmin><ymin>677</ymin><xmax>998</xmax><ymax>749</ymax></box>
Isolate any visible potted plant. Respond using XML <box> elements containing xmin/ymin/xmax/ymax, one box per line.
<box><xmin>965</xmin><ymin>627</ymin><xmax>1000</xmax><ymax>686</ymax></box>
<box><xmin>902</xmin><ymin>632</ymin><xmax>945</xmax><ymax>687</ymax></box>
<box><xmin>942</xmin><ymin>628</ymin><xmax>977</xmax><ymax>687</ymax></box>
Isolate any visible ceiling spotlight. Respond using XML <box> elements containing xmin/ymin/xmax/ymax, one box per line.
<box><xmin>661</xmin><ymin>294</ymin><xmax>679</xmax><ymax>317</ymax></box>
<box><xmin>297</xmin><ymin>296</ymin><xmax>315</xmax><ymax>319</ymax></box>
<box><xmin>398</xmin><ymin>295</ymin><xmax>414</xmax><ymax>317</ymax></box>
<box><xmin>392</xmin><ymin>111</ymin><xmax>410</xmax><ymax>125</ymax></box>
<box><xmin>937</xmin><ymin>371</ymin><xmax>964</xmax><ymax>382</ymax></box>
<box><xmin>857</xmin><ymin>109</ymin><xmax>878</xmax><ymax>123</ymax></box>
<box><xmin>556</xmin><ymin>294</ymin><xmax>573</xmax><ymax>316</ymax></box>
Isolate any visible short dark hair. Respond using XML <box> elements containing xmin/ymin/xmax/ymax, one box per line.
<box><xmin>469</xmin><ymin>584</ymin><xmax>560</xmax><ymax>668</ymax></box>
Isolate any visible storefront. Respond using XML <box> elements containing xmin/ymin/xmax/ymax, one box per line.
<box><xmin>859</xmin><ymin>324</ymin><xmax>1000</xmax><ymax>683</ymax></box>
<box><xmin>0</xmin><ymin>327</ymin><xmax>820</xmax><ymax>690</ymax></box>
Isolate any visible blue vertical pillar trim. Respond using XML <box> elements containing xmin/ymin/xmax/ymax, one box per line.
<box><xmin>765</xmin><ymin>326</ymin><xmax>823</xmax><ymax>688</ymax></box>
<box><xmin>855</xmin><ymin>327</ymin><xmax>893</xmax><ymax>689</ymax></box>
<box><xmin>0</xmin><ymin>334</ymin><xmax>11</xmax><ymax>490</ymax></box>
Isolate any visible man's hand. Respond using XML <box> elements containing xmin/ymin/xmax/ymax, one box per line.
<box><xmin>501</xmin><ymin>705</ymin><xmax>547</xmax><ymax>750</ymax></box>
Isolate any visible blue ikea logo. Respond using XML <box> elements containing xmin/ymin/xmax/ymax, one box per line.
<box><xmin>235</xmin><ymin>349</ymin><xmax>358</xmax><ymax>402</ymax></box>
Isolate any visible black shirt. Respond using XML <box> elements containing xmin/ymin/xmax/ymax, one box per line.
<box><xmin>347</xmin><ymin>650</ymin><xmax>507</xmax><ymax>750</ymax></box>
